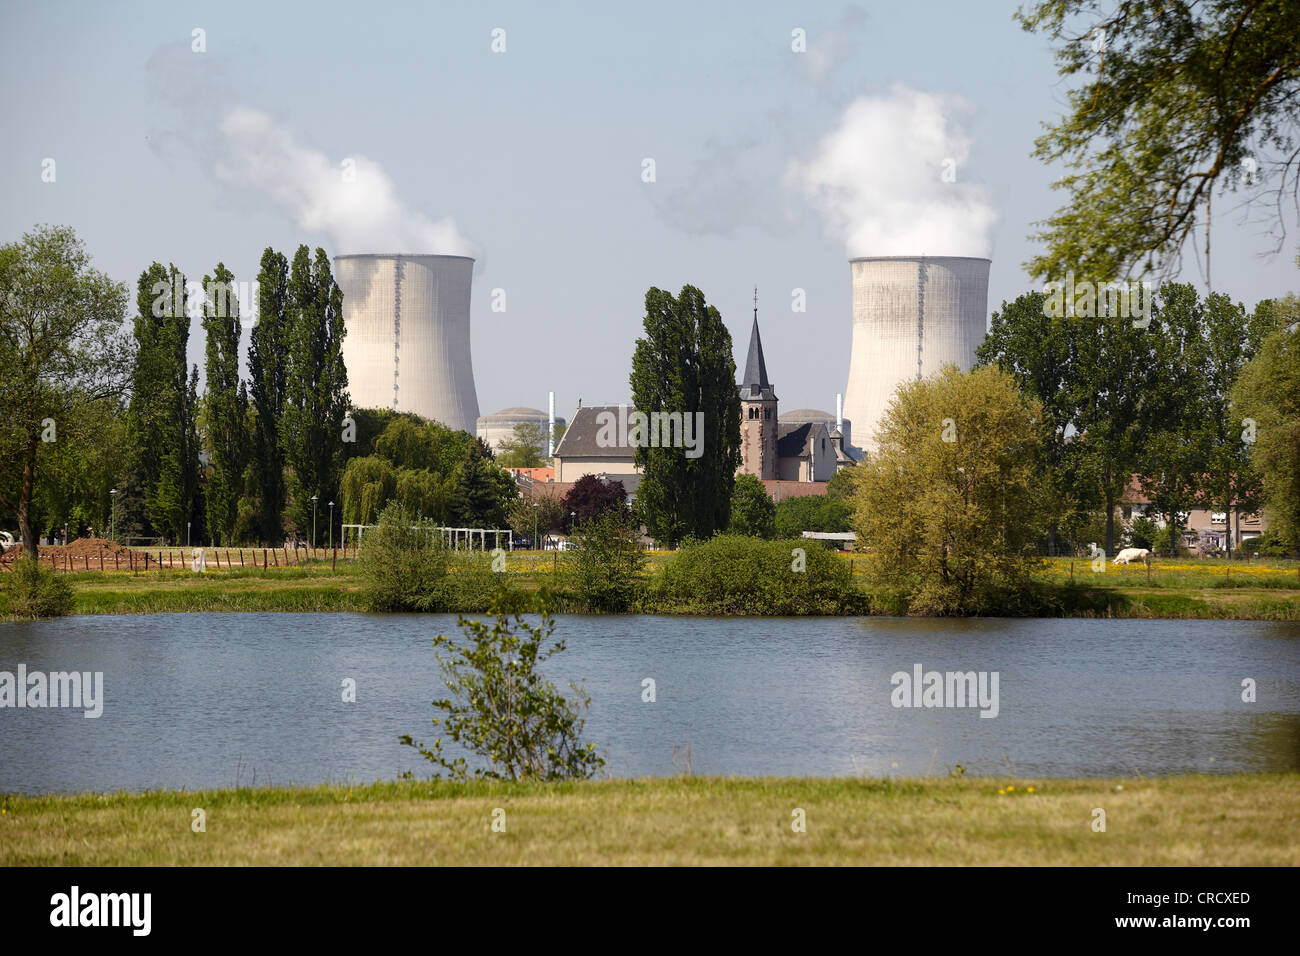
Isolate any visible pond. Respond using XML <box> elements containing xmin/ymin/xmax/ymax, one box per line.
<box><xmin>1</xmin><ymin>613</ymin><xmax>1296</xmax><ymax>793</ymax></box>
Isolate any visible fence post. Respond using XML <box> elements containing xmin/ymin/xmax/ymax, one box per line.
<box><xmin>263</xmin><ymin>548</ymin><xmax>268</xmax><ymax>569</ymax></box>
<box><xmin>99</xmin><ymin>553</ymin><xmax>104</xmax><ymax>572</ymax></box>
<box><xmin>332</xmin><ymin>548</ymin><xmax>337</xmax><ymax>572</ymax></box>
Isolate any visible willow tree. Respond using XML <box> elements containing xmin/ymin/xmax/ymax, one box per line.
<box><xmin>629</xmin><ymin>285</ymin><xmax>740</xmax><ymax>547</ymax></box>
<box><xmin>852</xmin><ymin>364</ymin><xmax>1046</xmax><ymax>615</ymax></box>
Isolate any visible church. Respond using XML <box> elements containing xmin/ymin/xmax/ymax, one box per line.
<box><xmin>550</xmin><ymin>296</ymin><xmax>854</xmax><ymax>494</ymax></box>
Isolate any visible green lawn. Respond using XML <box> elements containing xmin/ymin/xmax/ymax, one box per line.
<box><xmin>2</xmin><ymin>775</ymin><xmax>1294</xmax><ymax>866</ymax></box>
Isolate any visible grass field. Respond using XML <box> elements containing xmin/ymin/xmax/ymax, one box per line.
<box><xmin>23</xmin><ymin>550</ymin><xmax>1298</xmax><ymax>619</ymax></box>
<box><xmin>2</xmin><ymin>774</ymin><xmax>1294</xmax><ymax>866</ymax></box>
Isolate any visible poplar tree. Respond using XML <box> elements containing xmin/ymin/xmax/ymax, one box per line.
<box><xmin>281</xmin><ymin>246</ymin><xmax>350</xmax><ymax>541</ymax></box>
<box><xmin>249</xmin><ymin>248</ymin><xmax>290</xmax><ymax>543</ymax></box>
<box><xmin>630</xmin><ymin>285</ymin><xmax>740</xmax><ymax>547</ymax></box>
<box><xmin>202</xmin><ymin>263</ymin><xmax>249</xmax><ymax>546</ymax></box>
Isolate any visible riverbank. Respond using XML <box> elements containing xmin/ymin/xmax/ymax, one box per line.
<box><xmin>2</xmin><ymin>774</ymin><xmax>1294</xmax><ymax>865</ymax></box>
<box><xmin>5</xmin><ymin>554</ymin><xmax>1293</xmax><ymax>619</ymax></box>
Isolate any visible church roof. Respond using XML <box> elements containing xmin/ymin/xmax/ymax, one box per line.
<box><xmin>739</xmin><ymin>298</ymin><xmax>776</xmax><ymax>401</ymax></box>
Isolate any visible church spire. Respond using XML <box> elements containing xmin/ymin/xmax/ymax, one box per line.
<box><xmin>742</xmin><ymin>286</ymin><xmax>771</xmax><ymax>391</ymax></box>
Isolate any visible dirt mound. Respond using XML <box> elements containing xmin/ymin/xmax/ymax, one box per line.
<box><xmin>0</xmin><ymin>537</ymin><xmax>131</xmax><ymax>566</ymax></box>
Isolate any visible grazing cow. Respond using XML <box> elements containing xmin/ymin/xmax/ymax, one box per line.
<box><xmin>1113</xmin><ymin>547</ymin><xmax>1152</xmax><ymax>565</ymax></box>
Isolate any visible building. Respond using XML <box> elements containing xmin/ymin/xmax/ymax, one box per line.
<box><xmin>477</xmin><ymin>407</ymin><xmax>566</xmax><ymax>457</ymax></box>
<box><xmin>552</xmin><ymin>296</ymin><xmax>851</xmax><ymax>488</ymax></box>
<box><xmin>1121</xmin><ymin>477</ymin><xmax>1270</xmax><ymax>554</ymax></box>
<box><xmin>842</xmin><ymin>255</ymin><xmax>990</xmax><ymax>456</ymax></box>
<box><xmin>334</xmin><ymin>254</ymin><xmax>481</xmax><ymax>434</ymax></box>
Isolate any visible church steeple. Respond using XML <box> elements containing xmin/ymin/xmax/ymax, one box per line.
<box><xmin>740</xmin><ymin>287</ymin><xmax>775</xmax><ymax>400</ymax></box>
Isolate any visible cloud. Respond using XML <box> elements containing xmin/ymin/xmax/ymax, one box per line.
<box><xmin>787</xmin><ymin>85</ymin><xmax>998</xmax><ymax>258</ymax></box>
<box><xmin>213</xmin><ymin>108</ymin><xmax>473</xmax><ymax>257</ymax></box>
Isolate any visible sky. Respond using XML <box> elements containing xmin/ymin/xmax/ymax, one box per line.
<box><xmin>3</xmin><ymin>0</ymin><xmax>1297</xmax><ymax>423</ymax></box>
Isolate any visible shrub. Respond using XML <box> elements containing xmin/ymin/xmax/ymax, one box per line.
<box><xmin>1242</xmin><ymin>529</ymin><xmax>1294</xmax><ymax>558</ymax></box>
<box><xmin>357</xmin><ymin>502</ymin><xmax>450</xmax><ymax>611</ymax></box>
<box><xmin>774</xmin><ymin>494</ymin><xmax>853</xmax><ymax>539</ymax></box>
<box><xmin>2</xmin><ymin>559</ymin><xmax>74</xmax><ymax>619</ymax></box>
<box><xmin>400</xmin><ymin>599</ymin><xmax>605</xmax><ymax>781</ymax></box>
<box><xmin>568</xmin><ymin>508</ymin><xmax>646</xmax><ymax>612</ymax></box>
<box><xmin>649</xmin><ymin>534</ymin><xmax>863</xmax><ymax>615</ymax></box>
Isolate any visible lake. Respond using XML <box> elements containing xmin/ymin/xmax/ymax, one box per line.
<box><xmin>1</xmin><ymin>613</ymin><xmax>1296</xmax><ymax>794</ymax></box>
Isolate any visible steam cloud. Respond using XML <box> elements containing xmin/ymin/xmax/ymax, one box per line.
<box><xmin>215</xmin><ymin>108</ymin><xmax>473</xmax><ymax>256</ymax></box>
<box><xmin>788</xmin><ymin>85</ymin><xmax>997</xmax><ymax>258</ymax></box>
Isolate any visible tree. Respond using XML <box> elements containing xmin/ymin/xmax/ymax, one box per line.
<box><xmin>852</xmin><ymin>365</ymin><xmax>1046</xmax><ymax>615</ymax></box>
<box><xmin>568</xmin><ymin>507</ymin><xmax>646</xmax><ymax>612</ymax></box>
<box><xmin>282</xmin><ymin>246</ymin><xmax>350</xmax><ymax>541</ymax></box>
<box><xmin>774</xmin><ymin>494</ymin><xmax>853</xmax><ymax>539</ymax></box>
<box><xmin>508</xmin><ymin>491</ymin><xmax>566</xmax><ymax>546</ymax></box>
<box><xmin>630</xmin><ymin>285</ymin><xmax>741</xmax><ymax>546</ymax></box>
<box><xmin>560</xmin><ymin>474</ymin><xmax>628</xmax><ymax>533</ymax></box>
<box><xmin>1232</xmin><ymin>292</ymin><xmax>1300</xmax><ymax>550</ymax></box>
<box><xmin>340</xmin><ymin>455</ymin><xmax>398</xmax><ymax>528</ymax></box>
<box><xmin>0</xmin><ymin>225</ymin><xmax>132</xmax><ymax>555</ymax></box>
<box><xmin>248</xmin><ymin>248</ymin><xmax>290</xmax><ymax>543</ymax></box>
<box><xmin>977</xmin><ymin>290</ymin><xmax>1160</xmax><ymax>554</ymax></box>
<box><xmin>1018</xmin><ymin>0</ymin><xmax>1300</xmax><ymax>284</ymax></box>
<box><xmin>202</xmin><ymin>263</ymin><xmax>249</xmax><ymax>546</ymax></box>
<box><xmin>448</xmin><ymin>439</ymin><xmax>514</xmax><ymax>528</ymax></box>
<box><xmin>728</xmin><ymin>473</ymin><xmax>776</xmax><ymax>538</ymax></box>
<box><xmin>496</xmin><ymin>422</ymin><xmax>545</xmax><ymax>468</ymax></box>
<box><xmin>400</xmin><ymin>603</ymin><xmax>605</xmax><ymax>781</ymax></box>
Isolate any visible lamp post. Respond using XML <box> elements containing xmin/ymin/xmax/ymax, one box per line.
<box><xmin>328</xmin><ymin>501</ymin><xmax>334</xmax><ymax>550</ymax></box>
<box><xmin>533</xmin><ymin>501</ymin><xmax>539</xmax><ymax>551</ymax></box>
<box><xmin>311</xmin><ymin>495</ymin><xmax>318</xmax><ymax>549</ymax></box>
<box><xmin>570</xmin><ymin>511</ymin><xmax>576</xmax><ymax>538</ymax></box>
<box><xmin>109</xmin><ymin>489</ymin><xmax>117</xmax><ymax>541</ymax></box>
<box><xmin>187</xmin><ymin>521</ymin><xmax>191</xmax><ymax>547</ymax></box>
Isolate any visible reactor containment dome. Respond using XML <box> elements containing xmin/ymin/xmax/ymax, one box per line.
<box><xmin>841</xmin><ymin>255</ymin><xmax>990</xmax><ymax>456</ymax></box>
<box><xmin>334</xmin><ymin>253</ymin><xmax>480</xmax><ymax>434</ymax></box>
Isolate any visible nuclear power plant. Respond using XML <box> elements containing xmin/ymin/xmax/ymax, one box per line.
<box><xmin>842</xmin><ymin>255</ymin><xmax>991</xmax><ymax>455</ymax></box>
<box><xmin>333</xmin><ymin>253</ymin><xmax>480</xmax><ymax>434</ymax></box>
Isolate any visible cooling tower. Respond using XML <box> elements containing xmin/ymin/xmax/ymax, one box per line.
<box><xmin>334</xmin><ymin>254</ymin><xmax>480</xmax><ymax>433</ymax></box>
<box><xmin>842</xmin><ymin>256</ymin><xmax>990</xmax><ymax>455</ymax></box>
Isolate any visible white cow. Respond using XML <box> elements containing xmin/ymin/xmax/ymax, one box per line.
<box><xmin>1113</xmin><ymin>547</ymin><xmax>1152</xmax><ymax>565</ymax></box>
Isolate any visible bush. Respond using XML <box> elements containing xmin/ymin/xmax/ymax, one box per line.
<box><xmin>358</xmin><ymin>502</ymin><xmax>450</xmax><ymax>611</ymax></box>
<box><xmin>568</xmin><ymin>509</ymin><xmax>646</xmax><ymax>612</ymax></box>
<box><xmin>1127</xmin><ymin>516</ymin><xmax>1159</xmax><ymax>550</ymax></box>
<box><xmin>1242</xmin><ymin>530</ymin><xmax>1294</xmax><ymax>558</ymax></box>
<box><xmin>774</xmin><ymin>494</ymin><xmax>852</xmax><ymax>539</ymax></box>
<box><xmin>2</xmin><ymin>559</ymin><xmax>74</xmax><ymax>619</ymax></box>
<box><xmin>400</xmin><ymin>600</ymin><xmax>605</xmax><ymax>781</ymax></box>
<box><xmin>649</xmin><ymin>534</ymin><xmax>863</xmax><ymax>615</ymax></box>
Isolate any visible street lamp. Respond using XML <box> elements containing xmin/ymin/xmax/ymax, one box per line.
<box><xmin>533</xmin><ymin>501</ymin><xmax>539</xmax><ymax>551</ymax></box>
<box><xmin>311</xmin><ymin>495</ymin><xmax>318</xmax><ymax>549</ymax></box>
<box><xmin>187</xmin><ymin>521</ymin><xmax>191</xmax><ymax>547</ymax></box>
<box><xmin>570</xmin><ymin>511</ymin><xmax>576</xmax><ymax>537</ymax></box>
<box><xmin>109</xmin><ymin>489</ymin><xmax>117</xmax><ymax>541</ymax></box>
<box><xmin>328</xmin><ymin>501</ymin><xmax>334</xmax><ymax>550</ymax></box>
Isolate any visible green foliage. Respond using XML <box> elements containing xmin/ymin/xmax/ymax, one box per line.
<box><xmin>567</xmin><ymin>508</ymin><xmax>646</xmax><ymax>612</ymax></box>
<box><xmin>774</xmin><ymin>493</ymin><xmax>852</xmax><ymax>539</ymax></box>
<box><xmin>853</xmin><ymin>365</ymin><xmax>1046</xmax><ymax>616</ymax></box>
<box><xmin>1</xmin><ymin>559</ymin><xmax>74</xmax><ymax>619</ymax></box>
<box><xmin>1127</xmin><ymin>516</ymin><xmax>1160</xmax><ymax>550</ymax></box>
<box><xmin>282</xmin><ymin>246</ymin><xmax>350</xmax><ymax>541</ymax></box>
<box><xmin>357</xmin><ymin>502</ymin><xmax>450</xmax><ymax>611</ymax></box>
<box><xmin>340</xmin><ymin>455</ymin><xmax>398</xmax><ymax>528</ymax></box>
<box><xmin>650</xmin><ymin>534</ymin><xmax>861</xmax><ymax>615</ymax></box>
<box><xmin>824</xmin><ymin>468</ymin><xmax>857</xmax><ymax>501</ymax></box>
<box><xmin>1017</xmin><ymin>0</ymin><xmax>1300</xmax><ymax>282</ymax></box>
<box><xmin>248</xmin><ymin>248</ymin><xmax>290</xmax><ymax>543</ymax></box>
<box><xmin>1151</xmin><ymin>525</ymin><xmax>1191</xmax><ymax>558</ymax></box>
<box><xmin>202</xmin><ymin>263</ymin><xmax>249</xmax><ymax>546</ymax></box>
<box><xmin>727</xmin><ymin>473</ymin><xmax>776</xmax><ymax>538</ymax></box>
<box><xmin>508</xmin><ymin>492</ymin><xmax>565</xmax><ymax>545</ymax></box>
<box><xmin>495</xmin><ymin>422</ymin><xmax>545</xmax><ymax>468</ymax></box>
<box><xmin>1243</xmin><ymin>530</ymin><xmax>1293</xmax><ymax>558</ymax></box>
<box><xmin>1232</xmin><ymin>293</ymin><xmax>1300</xmax><ymax>551</ymax></box>
<box><xmin>630</xmin><ymin>285</ymin><xmax>741</xmax><ymax>546</ymax></box>
<box><xmin>399</xmin><ymin>602</ymin><xmax>605</xmax><ymax>781</ymax></box>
